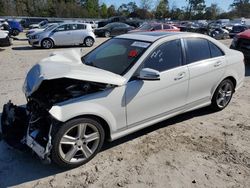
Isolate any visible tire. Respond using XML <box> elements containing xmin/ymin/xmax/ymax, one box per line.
<box><xmin>84</xmin><ymin>37</ymin><xmax>94</xmax><ymax>47</ymax></box>
<box><xmin>104</xmin><ymin>31</ymin><xmax>110</xmax><ymax>38</ymax></box>
<box><xmin>211</xmin><ymin>79</ymin><xmax>234</xmax><ymax>111</ymax></box>
<box><xmin>41</xmin><ymin>38</ymin><xmax>54</xmax><ymax>49</ymax></box>
<box><xmin>51</xmin><ymin>117</ymin><xmax>105</xmax><ymax>168</ymax></box>
<box><xmin>11</xmin><ymin>29</ymin><xmax>19</xmax><ymax>36</ymax></box>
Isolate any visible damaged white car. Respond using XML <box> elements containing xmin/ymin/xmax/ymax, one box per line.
<box><xmin>1</xmin><ymin>32</ymin><xmax>245</xmax><ymax>168</ymax></box>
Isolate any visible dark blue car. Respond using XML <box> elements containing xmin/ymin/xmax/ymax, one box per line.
<box><xmin>7</xmin><ymin>20</ymin><xmax>23</xmax><ymax>36</ymax></box>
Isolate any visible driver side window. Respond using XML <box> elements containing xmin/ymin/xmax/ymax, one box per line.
<box><xmin>143</xmin><ymin>39</ymin><xmax>183</xmax><ymax>72</ymax></box>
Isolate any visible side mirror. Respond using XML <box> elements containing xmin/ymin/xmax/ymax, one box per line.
<box><xmin>138</xmin><ymin>68</ymin><xmax>160</xmax><ymax>81</ymax></box>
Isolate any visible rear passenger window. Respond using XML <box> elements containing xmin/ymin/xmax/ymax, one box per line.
<box><xmin>209</xmin><ymin>42</ymin><xmax>224</xmax><ymax>58</ymax></box>
<box><xmin>163</xmin><ymin>25</ymin><xmax>170</xmax><ymax>29</ymax></box>
<box><xmin>186</xmin><ymin>38</ymin><xmax>210</xmax><ymax>63</ymax></box>
<box><xmin>143</xmin><ymin>40</ymin><xmax>182</xmax><ymax>72</ymax></box>
<box><xmin>77</xmin><ymin>24</ymin><xmax>86</xmax><ymax>30</ymax></box>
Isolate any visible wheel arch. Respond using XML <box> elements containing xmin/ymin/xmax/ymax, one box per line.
<box><xmin>41</xmin><ymin>37</ymin><xmax>55</xmax><ymax>47</ymax></box>
<box><xmin>73</xmin><ymin>114</ymin><xmax>110</xmax><ymax>141</ymax></box>
<box><xmin>211</xmin><ymin>75</ymin><xmax>237</xmax><ymax>97</ymax></box>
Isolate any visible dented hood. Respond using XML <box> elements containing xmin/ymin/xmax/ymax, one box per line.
<box><xmin>23</xmin><ymin>49</ymin><xmax>126</xmax><ymax>96</ymax></box>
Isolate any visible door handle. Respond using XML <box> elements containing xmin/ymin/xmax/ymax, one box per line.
<box><xmin>174</xmin><ymin>72</ymin><xmax>186</xmax><ymax>81</ymax></box>
<box><xmin>214</xmin><ymin>61</ymin><xmax>222</xmax><ymax>67</ymax></box>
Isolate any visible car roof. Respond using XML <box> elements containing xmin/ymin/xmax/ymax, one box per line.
<box><xmin>116</xmin><ymin>32</ymin><xmax>183</xmax><ymax>42</ymax></box>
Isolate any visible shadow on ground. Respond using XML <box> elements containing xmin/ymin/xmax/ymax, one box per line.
<box><xmin>0</xmin><ymin>107</ymin><xmax>215</xmax><ymax>187</ymax></box>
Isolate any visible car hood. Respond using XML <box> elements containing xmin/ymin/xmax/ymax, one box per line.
<box><xmin>23</xmin><ymin>49</ymin><xmax>126</xmax><ymax>96</ymax></box>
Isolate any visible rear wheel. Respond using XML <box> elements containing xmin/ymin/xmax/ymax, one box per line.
<box><xmin>84</xmin><ymin>37</ymin><xmax>94</xmax><ymax>47</ymax></box>
<box><xmin>104</xmin><ymin>31</ymin><xmax>110</xmax><ymax>37</ymax></box>
<box><xmin>41</xmin><ymin>39</ymin><xmax>53</xmax><ymax>49</ymax></box>
<box><xmin>11</xmin><ymin>29</ymin><xmax>19</xmax><ymax>36</ymax></box>
<box><xmin>211</xmin><ymin>79</ymin><xmax>234</xmax><ymax>111</ymax></box>
<box><xmin>51</xmin><ymin>118</ymin><xmax>105</xmax><ymax>168</ymax></box>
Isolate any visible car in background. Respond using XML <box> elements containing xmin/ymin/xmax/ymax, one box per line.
<box><xmin>0</xmin><ymin>30</ymin><xmax>12</xmax><ymax>47</ymax></box>
<box><xmin>1</xmin><ymin>32</ymin><xmax>245</xmax><ymax>168</ymax></box>
<box><xmin>94</xmin><ymin>22</ymin><xmax>134</xmax><ymax>37</ymax></box>
<box><xmin>7</xmin><ymin>20</ymin><xmax>23</xmax><ymax>36</ymax></box>
<box><xmin>229</xmin><ymin>25</ymin><xmax>249</xmax><ymax>38</ymax></box>
<box><xmin>29</xmin><ymin>20</ymin><xmax>64</xmax><ymax>29</ymax></box>
<box><xmin>230</xmin><ymin>29</ymin><xmax>250</xmax><ymax>59</ymax></box>
<box><xmin>129</xmin><ymin>23</ymin><xmax>180</xmax><ymax>33</ymax></box>
<box><xmin>84</xmin><ymin>21</ymin><xmax>98</xmax><ymax>29</ymax></box>
<box><xmin>26</xmin><ymin>23</ymin><xmax>59</xmax><ymax>37</ymax></box>
<box><xmin>20</xmin><ymin>18</ymin><xmax>48</xmax><ymax>28</ymax></box>
<box><xmin>209</xmin><ymin>28</ymin><xmax>229</xmax><ymax>40</ymax></box>
<box><xmin>28</xmin><ymin>23</ymin><xmax>95</xmax><ymax>48</ymax></box>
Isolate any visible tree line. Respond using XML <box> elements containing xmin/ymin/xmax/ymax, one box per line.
<box><xmin>0</xmin><ymin>0</ymin><xmax>249</xmax><ymax>20</ymax></box>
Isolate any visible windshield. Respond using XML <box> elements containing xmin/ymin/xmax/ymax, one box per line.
<box><xmin>82</xmin><ymin>38</ymin><xmax>151</xmax><ymax>75</ymax></box>
<box><xmin>44</xmin><ymin>24</ymin><xmax>58</xmax><ymax>31</ymax></box>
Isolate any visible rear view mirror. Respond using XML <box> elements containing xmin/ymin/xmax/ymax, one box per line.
<box><xmin>138</xmin><ymin>68</ymin><xmax>160</xmax><ymax>81</ymax></box>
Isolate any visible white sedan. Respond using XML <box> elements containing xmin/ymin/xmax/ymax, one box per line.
<box><xmin>1</xmin><ymin>32</ymin><xmax>245</xmax><ymax>168</ymax></box>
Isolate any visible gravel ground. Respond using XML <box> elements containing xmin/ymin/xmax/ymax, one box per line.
<box><xmin>0</xmin><ymin>33</ymin><xmax>249</xmax><ymax>188</ymax></box>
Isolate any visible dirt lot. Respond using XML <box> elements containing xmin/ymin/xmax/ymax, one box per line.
<box><xmin>0</xmin><ymin>33</ymin><xmax>249</xmax><ymax>188</ymax></box>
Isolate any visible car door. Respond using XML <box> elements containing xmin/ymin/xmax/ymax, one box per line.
<box><xmin>110</xmin><ymin>23</ymin><xmax>123</xmax><ymax>36</ymax></box>
<box><xmin>51</xmin><ymin>24</ymin><xmax>73</xmax><ymax>46</ymax></box>
<box><xmin>69</xmin><ymin>24</ymin><xmax>84</xmax><ymax>45</ymax></box>
<box><xmin>125</xmin><ymin>39</ymin><xmax>189</xmax><ymax>126</ymax></box>
<box><xmin>184</xmin><ymin>38</ymin><xmax>226</xmax><ymax>105</ymax></box>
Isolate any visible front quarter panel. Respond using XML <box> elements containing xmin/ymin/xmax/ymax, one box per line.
<box><xmin>49</xmin><ymin>86</ymin><xmax>127</xmax><ymax>134</ymax></box>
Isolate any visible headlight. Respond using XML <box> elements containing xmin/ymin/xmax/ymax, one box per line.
<box><xmin>33</xmin><ymin>34</ymin><xmax>41</xmax><ymax>39</ymax></box>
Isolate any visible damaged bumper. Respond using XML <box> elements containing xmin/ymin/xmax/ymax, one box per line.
<box><xmin>1</xmin><ymin>101</ymin><xmax>54</xmax><ymax>162</ymax></box>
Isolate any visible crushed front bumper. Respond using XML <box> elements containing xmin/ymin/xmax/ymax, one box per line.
<box><xmin>1</xmin><ymin>101</ymin><xmax>53</xmax><ymax>162</ymax></box>
<box><xmin>1</xmin><ymin>101</ymin><xmax>28</xmax><ymax>149</ymax></box>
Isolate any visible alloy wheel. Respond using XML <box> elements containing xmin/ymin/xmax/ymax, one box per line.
<box><xmin>58</xmin><ymin>123</ymin><xmax>100</xmax><ymax>163</ymax></box>
<box><xmin>216</xmin><ymin>82</ymin><xmax>233</xmax><ymax>108</ymax></box>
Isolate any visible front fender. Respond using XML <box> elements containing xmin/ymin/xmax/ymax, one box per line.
<box><xmin>49</xmin><ymin>102</ymin><xmax>117</xmax><ymax>132</ymax></box>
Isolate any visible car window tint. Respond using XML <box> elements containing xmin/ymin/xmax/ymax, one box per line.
<box><xmin>71</xmin><ymin>24</ymin><xmax>78</xmax><ymax>30</ymax></box>
<box><xmin>186</xmin><ymin>38</ymin><xmax>210</xmax><ymax>63</ymax></box>
<box><xmin>163</xmin><ymin>24</ymin><xmax>170</xmax><ymax>29</ymax></box>
<box><xmin>143</xmin><ymin>39</ymin><xmax>182</xmax><ymax>72</ymax></box>
<box><xmin>77</xmin><ymin>24</ymin><xmax>86</xmax><ymax>29</ymax></box>
<box><xmin>55</xmin><ymin>25</ymin><xmax>66</xmax><ymax>31</ymax></box>
<box><xmin>209</xmin><ymin>41</ymin><xmax>224</xmax><ymax>58</ymax></box>
<box><xmin>96</xmin><ymin>43</ymin><xmax>127</xmax><ymax>59</ymax></box>
<box><xmin>153</xmin><ymin>24</ymin><xmax>162</xmax><ymax>30</ymax></box>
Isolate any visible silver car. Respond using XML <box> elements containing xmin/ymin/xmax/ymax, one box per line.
<box><xmin>28</xmin><ymin>23</ymin><xmax>95</xmax><ymax>48</ymax></box>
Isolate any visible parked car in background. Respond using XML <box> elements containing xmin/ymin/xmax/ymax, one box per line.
<box><xmin>20</xmin><ymin>18</ymin><xmax>48</xmax><ymax>28</ymax></box>
<box><xmin>1</xmin><ymin>32</ymin><xmax>245</xmax><ymax>168</ymax></box>
<box><xmin>0</xmin><ymin>30</ymin><xmax>12</xmax><ymax>47</ymax></box>
<box><xmin>7</xmin><ymin>20</ymin><xmax>23</xmax><ymax>36</ymax></box>
<box><xmin>29</xmin><ymin>20</ymin><xmax>64</xmax><ymax>29</ymax></box>
<box><xmin>94</xmin><ymin>22</ymin><xmax>134</xmax><ymax>37</ymax></box>
<box><xmin>26</xmin><ymin>23</ymin><xmax>59</xmax><ymax>37</ymax></box>
<box><xmin>209</xmin><ymin>28</ymin><xmax>229</xmax><ymax>40</ymax></box>
<box><xmin>84</xmin><ymin>21</ymin><xmax>98</xmax><ymax>29</ymax></box>
<box><xmin>28</xmin><ymin>23</ymin><xmax>95</xmax><ymax>48</ymax></box>
<box><xmin>230</xmin><ymin>29</ymin><xmax>250</xmax><ymax>59</ymax></box>
<box><xmin>129</xmin><ymin>23</ymin><xmax>180</xmax><ymax>33</ymax></box>
<box><xmin>229</xmin><ymin>25</ymin><xmax>249</xmax><ymax>38</ymax></box>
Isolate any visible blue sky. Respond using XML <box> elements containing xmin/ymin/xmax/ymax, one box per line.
<box><xmin>101</xmin><ymin>0</ymin><xmax>233</xmax><ymax>11</ymax></box>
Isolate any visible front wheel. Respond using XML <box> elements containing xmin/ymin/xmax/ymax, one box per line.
<box><xmin>211</xmin><ymin>79</ymin><xmax>234</xmax><ymax>111</ymax></box>
<box><xmin>51</xmin><ymin>118</ymin><xmax>105</xmax><ymax>168</ymax></box>
<box><xmin>41</xmin><ymin>39</ymin><xmax>54</xmax><ymax>49</ymax></box>
<box><xmin>104</xmin><ymin>31</ymin><xmax>110</xmax><ymax>37</ymax></box>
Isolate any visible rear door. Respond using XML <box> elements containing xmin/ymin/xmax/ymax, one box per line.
<box><xmin>184</xmin><ymin>38</ymin><xmax>226</xmax><ymax>105</ymax></box>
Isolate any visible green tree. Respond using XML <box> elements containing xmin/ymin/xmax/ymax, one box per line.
<box><xmin>100</xmin><ymin>3</ymin><xmax>107</xmax><ymax>18</ymax></box>
<box><xmin>204</xmin><ymin>3</ymin><xmax>221</xmax><ymax>20</ymax></box>
<box><xmin>186</xmin><ymin>0</ymin><xmax>206</xmax><ymax>19</ymax></box>
<box><xmin>84</xmin><ymin>0</ymin><xmax>99</xmax><ymax>18</ymax></box>
<box><xmin>231</xmin><ymin>0</ymin><xmax>250</xmax><ymax>17</ymax></box>
<box><xmin>107</xmin><ymin>5</ymin><xmax>116</xmax><ymax>17</ymax></box>
<box><xmin>155</xmin><ymin>0</ymin><xmax>169</xmax><ymax>19</ymax></box>
<box><xmin>140</xmin><ymin>0</ymin><xmax>152</xmax><ymax>10</ymax></box>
